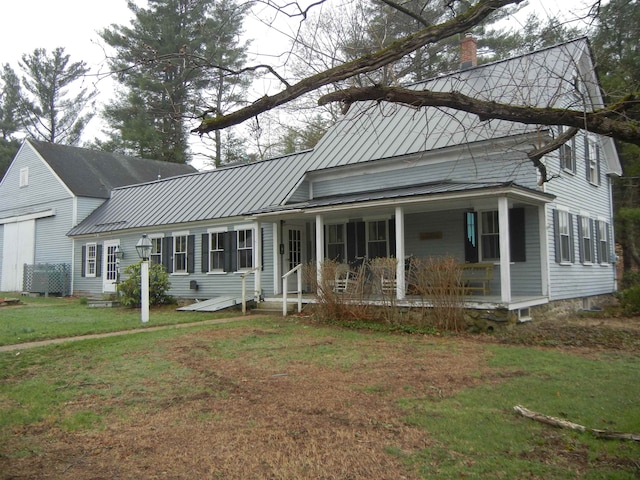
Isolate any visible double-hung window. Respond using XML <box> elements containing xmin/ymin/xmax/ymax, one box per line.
<box><xmin>579</xmin><ymin>215</ymin><xmax>593</xmax><ymax>263</ymax></box>
<box><xmin>597</xmin><ymin>220</ymin><xmax>610</xmax><ymax>264</ymax></box>
<box><xmin>173</xmin><ymin>233</ymin><xmax>188</xmax><ymax>273</ymax></box>
<box><xmin>327</xmin><ymin>224</ymin><xmax>346</xmax><ymax>262</ymax></box>
<box><xmin>481</xmin><ymin>211</ymin><xmax>500</xmax><ymax>261</ymax></box>
<box><xmin>237</xmin><ymin>229</ymin><xmax>253</xmax><ymax>270</ymax></box>
<box><xmin>558</xmin><ymin>127</ymin><xmax>576</xmax><ymax>173</ymax></box>
<box><xmin>587</xmin><ymin>137</ymin><xmax>601</xmax><ymax>185</ymax></box>
<box><xmin>86</xmin><ymin>243</ymin><xmax>97</xmax><ymax>277</ymax></box>
<box><xmin>150</xmin><ymin>236</ymin><xmax>163</xmax><ymax>265</ymax></box>
<box><xmin>554</xmin><ymin>209</ymin><xmax>573</xmax><ymax>263</ymax></box>
<box><xmin>209</xmin><ymin>231</ymin><xmax>225</xmax><ymax>272</ymax></box>
<box><xmin>367</xmin><ymin>220</ymin><xmax>388</xmax><ymax>259</ymax></box>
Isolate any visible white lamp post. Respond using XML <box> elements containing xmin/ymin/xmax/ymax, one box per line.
<box><xmin>135</xmin><ymin>234</ymin><xmax>153</xmax><ymax>323</ymax></box>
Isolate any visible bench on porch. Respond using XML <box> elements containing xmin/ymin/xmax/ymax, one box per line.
<box><xmin>460</xmin><ymin>263</ymin><xmax>494</xmax><ymax>295</ymax></box>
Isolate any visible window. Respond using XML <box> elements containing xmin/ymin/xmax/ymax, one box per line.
<box><xmin>209</xmin><ymin>231</ymin><xmax>225</xmax><ymax>272</ymax></box>
<box><xmin>327</xmin><ymin>224</ymin><xmax>345</xmax><ymax>262</ymax></box>
<box><xmin>173</xmin><ymin>234</ymin><xmax>188</xmax><ymax>273</ymax></box>
<box><xmin>597</xmin><ymin>220</ymin><xmax>610</xmax><ymax>264</ymax></box>
<box><xmin>578</xmin><ymin>215</ymin><xmax>593</xmax><ymax>263</ymax></box>
<box><xmin>554</xmin><ymin>209</ymin><xmax>573</xmax><ymax>263</ymax></box>
<box><xmin>558</xmin><ymin>127</ymin><xmax>576</xmax><ymax>173</ymax></box>
<box><xmin>481</xmin><ymin>211</ymin><xmax>500</xmax><ymax>261</ymax></box>
<box><xmin>587</xmin><ymin>138</ymin><xmax>601</xmax><ymax>185</ymax></box>
<box><xmin>86</xmin><ymin>243</ymin><xmax>97</xmax><ymax>277</ymax></box>
<box><xmin>237</xmin><ymin>229</ymin><xmax>253</xmax><ymax>270</ymax></box>
<box><xmin>367</xmin><ymin>220</ymin><xmax>388</xmax><ymax>259</ymax></box>
<box><xmin>150</xmin><ymin>236</ymin><xmax>163</xmax><ymax>265</ymax></box>
<box><xmin>19</xmin><ymin>167</ymin><xmax>29</xmax><ymax>187</ymax></box>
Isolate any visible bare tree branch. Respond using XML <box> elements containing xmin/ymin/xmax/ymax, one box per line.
<box><xmin>191</xmin><ymin>0</ymin><xmax>523</xmax><ymax>135</ymax></box>
<box><xmin>318</xmin><ymin>85</ymin><xmax>640</xmax><ymax>146</ymax></box>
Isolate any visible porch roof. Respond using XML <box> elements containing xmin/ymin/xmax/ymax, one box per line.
<box><xmin>250</xmin><ymin>180</ymin><xmax>555</xmax><ymax>217</ymax></box>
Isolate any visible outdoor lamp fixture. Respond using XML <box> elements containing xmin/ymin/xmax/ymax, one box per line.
<box><xmin>115</xmin><ymin>245</ymin><xmax>124</xmax><ymax>260</ymax></box>
<box><xmin>136</xmin><ymin>234</ymin><xmax>153</xmax><ymax>323</ymax></box>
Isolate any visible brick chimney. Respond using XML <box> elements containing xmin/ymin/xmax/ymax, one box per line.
<box><xmin>460</xmin><ymin>34</ymin><xmax>477</xmax><ymax>70</ymax></box>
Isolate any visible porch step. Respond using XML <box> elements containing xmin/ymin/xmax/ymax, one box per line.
<box><xmin>251</xmin><ymin>300</ymin><xmax>293</xmax><ymax>316</ymax></box>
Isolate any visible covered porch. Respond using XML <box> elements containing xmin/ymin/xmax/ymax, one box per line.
<box><xmin>253</xmin><ymin>181</ymin><xmax>555</xmax><ymax>313</ymax></box>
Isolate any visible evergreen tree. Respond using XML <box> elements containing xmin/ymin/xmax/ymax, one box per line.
<box><xmin>101</xmin><ymin>0</ymin><xmax>250</xmax><ymax>165</ymax></box>
<box><xmin>0</xmin><ymin>64</ymin><xmax>23</xmax><ymax>178</ymax></box>
<box><xmin>17</xmin><ymin>47</ymin><xmax>97</xmax><ymax>145</ymax></box>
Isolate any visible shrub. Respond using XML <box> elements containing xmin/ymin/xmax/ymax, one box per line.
<box><xmin>621</xmin><ymin>270</ymin><xmax>640</xmax><ymax>290</ymax></box>
<box><xmin>619</xmin><ymin>285</ymin><xmax>640</xmax><ymax>316</ymax></box>
<box><xmin>118</xmin><ymin>262</ymin><xmax>174</xmax><ymax>308</ymax></box>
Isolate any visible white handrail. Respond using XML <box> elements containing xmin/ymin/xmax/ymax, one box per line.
<box><xmin>240</xmin><ymin>267</ymin><xmax>260</xmax><ymax>315</ymax></box>
<box><xmin>282</xmin><ymin>263</ymin><xmax>303</xmax><ymax>316</ymax></box>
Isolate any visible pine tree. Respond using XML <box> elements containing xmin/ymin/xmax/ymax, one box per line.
<box><xmin>17</xmin><ymin>47</ymin><xmax>97</xmax><ymax>145</ymax></box>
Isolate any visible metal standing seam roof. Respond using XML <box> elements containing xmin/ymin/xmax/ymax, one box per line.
<box><xmin>69</xmin><ymin>38</ymin><xmax>615</xmax><ymax>237</ymax></box>
<box><xmin>67</xmin><ymin>150</ymin><xmax>316</xmax><ymax>235</ymax></box>
<box><xmin>29</xmin><ymin>139</ymin><xmax>197</xmax><ymax>198</ymax></box>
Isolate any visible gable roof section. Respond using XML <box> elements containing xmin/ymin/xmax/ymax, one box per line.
<box><xmin>29</xmin><ymin>139</ymin><xmax>197</xmax><ymax>199</ymax></box>
<box><xmin>309</xmin><ymin>38</ymin><xmax>620</xmax><ymax>174</ymax></box>
<box><xmin>67</xmin><ymin>150</ymin><xmax>315</xmax><ymax>235</ymax></box>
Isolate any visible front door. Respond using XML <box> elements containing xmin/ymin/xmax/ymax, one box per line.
<box><xmin>283</xmin><ymin>225</ymin><xmax>304</xmax><ymax>292</ymax></box>
<box><xmin>102</xmin><ymin>240</ymin><xmax>120</xmax><ymax>293</ymax></box>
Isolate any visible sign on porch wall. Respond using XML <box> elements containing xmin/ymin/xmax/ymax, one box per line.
<box><xmin>419</xmin><ymin>231</ymin><xmax>443</xmax><ymax>240</ymax></box>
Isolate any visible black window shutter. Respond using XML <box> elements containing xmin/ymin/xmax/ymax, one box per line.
<box><xmin>606</xmin><ymin>222</ymin><xmax>611</xmax><ymax>263</ymax></box>
<box><xmin>201</xmin><ymin>233</ymin><xmax>209</xmax><ymax>273</ymax></box>
<box><xmin>589</xmin><ymin>218</ymin><xmax>595</xmax><ymax>262</ymax></box>
<box><xmin>509</xmin><ymin>208</ymin><xmax>526</xmax><ymax>262</ymax></box>
<box><xmin>577</xmin><ymin>215</ymin><xmax>584</xmax><ymax>263</ymax></box>
<box><xmin>585</xmin><ymin>135</ymin><xmax>590</xmax><ymax>182</ymax></box>
<box><xmin>553</xmin><ymin>209</ymin><xmax>561</xmax><ymax>264</ymax></box>
<box><xmin>388</xmin><ymin>218</ymin><xmax>396</xmax><ymax>257</ymax></box>
<box><xmin>81</xmin><ymin>246</ymin><xmax>86</xmax><ymax>277</ymax></box>
<box><xmin>96</xmin><ymin>245</ymin><xmax>102</xmax><ymax>277</ymax></box>
<box><xmin>356</xmin><ymin>221</ymin><xmax>366</xmax><ymax>259</ymax></box>
<box><xmin>224</xmin><ymin>232</ymin><xmax>238</xmax><ymax>272</ymax></box>
<box><xmin>346</xmin><ymin>222</ymin><xmax>356</xmax><ymax>263</ymax></box>
<box><xmin>187</xmin><ymin>235</ymin><xmax>195</xmax><ymax>273</ymax></box>
<box><xmin>261</xmin><ymin>227</ymin><xmax>264</xmax><ymax>271</ymax></box>
<box><xmin>464</xmin><ymin>211</ymin><xmax>479</xmax><ymax>263</ymax></box>
<box><xmin>163</xmin><ymin>237</ymin><xmax>173</xmax><ymax>273</ymax></box>
<box><xmin>596</xmin><ymin>146</ymin><xmax>601</xmax><ymax>185</ymax></box>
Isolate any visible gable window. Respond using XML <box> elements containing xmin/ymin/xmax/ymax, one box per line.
<box><xmin>209</xmin><ymin>231</ymin><xmax>225</xmax><ymax>272</ymax></box>
<box><xmin>327</xmin><ymin>224</ymin><xmax>345</xmax><ymax>262</ymax></box>
<box><xmin>558</xmin><ymin>127</ymin><xmax>576</xmax><ymax>173</ymax></box>
<box><xmin>150</xmin><ymin>236</ymin><xmax>163</xmax><ymax>265</ymax></box>
<box><xmin>173</xmin><ymin>233</ymin><xmax>188</xmax><ymax>273</ymax></box>
<box><xmin>367</xmin><ymin>220</ymin><xmax>388</xmax><ymax>259</ymax></box>
<box><xmin>237</xmin><ymin>229</ymin><xmax>253</xmax><ymax>270</ymax></box>
<box><xmin>85</xmin><ymin>243</ymin><xmax>97</xmax><ymax>277</ymax></box>
<box><xmin>596</xmin><ymin>220</ymin><xmax>610</xmax><ymax>264</ymax></box>
<box><xmin>578</xmin><ymin>215</ymin><xmax>594</xmax><ymax>264</ymax></box>
<box><xmin>19</xmin><ymin>167</ymin><xmax>29</xmax><ymax>187</ymax></box>
<box><xmin>554</xmin><ymin>209</ymin><xmax>574</xmax><ymax>264</ymax></box>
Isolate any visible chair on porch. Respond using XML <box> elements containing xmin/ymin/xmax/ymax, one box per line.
<box><xmin>332</xmin><ymin>264</ymin><xmax>351</xmax><ymax>293</ymax></box>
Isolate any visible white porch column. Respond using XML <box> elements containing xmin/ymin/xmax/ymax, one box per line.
<box><xmin>395</xmin><ymin>206</ymin><xmax>406</xmax><ymax>300</ymax></box>
<box><xmin>273</xmin><ymin>223</ymin><xmax>281</xmax><ymax>295</ymax></box>
<box><xmin>315</xmin><ymin>214</ymin><xmax>324</xmax><ymax>290</ymax></box>
<box><xmin>498</xmin><ymin>197</ymin><xmax>511</xmax><ymax>303</ymax></box>
<box><xmin>254</xmin><ymin>220</ymin><xmax>262</xmax><ymax>301</ymax></box>
<box><xmin>538</xmin><ymin>205</ymin><xmax>549</xmax><ymax>297</ymax></box>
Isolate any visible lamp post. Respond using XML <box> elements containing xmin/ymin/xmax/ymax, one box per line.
<box><xmin>136</xmin><ymin>234</ymin><xmax>152</xmax><ymax>323</ymax></box>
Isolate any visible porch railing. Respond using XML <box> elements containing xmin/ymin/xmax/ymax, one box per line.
<box><xmin>282</xmin><ymin>263</ymin><xmax>303</xmax><ymax>316</ymax></box>
<box><xmin>240</xmin><ymin>267</ymin><xmax>260</xmax><ymax>315</ymax></box>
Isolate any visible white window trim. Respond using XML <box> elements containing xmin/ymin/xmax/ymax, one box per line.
<box><xmin>86</xmin><ymin>242</ymin><xmax>97</xmax><ymax>278</ymax></box>
<box><xmin>326</xmin><ymin>223</ymin><xmax>347</xmax><ymax>262</ymax></box>
<box><xmin>208</xmin><ymin>230</ymin><xmax>226</xmax><ymax>274</ymax></box>
<box><xmin>148</xmin><ymin>233</ymin><xmax>164</xmax><ymax>265</ymax></box>
<box><xmin>480</xmin><ymin>210</ymin><xmax>500</xmax><ymax>262</ymax></box>
<box><xmin>597</xmin><ymin>217</ymin><xmax>611</xmax><ymax>265</ymax></box>
<box><xmin>19</xmin><ymin>167</ymin><xmax>29</xmax><ymax>187</ymax></box>
<box><xmin>235</xmin><ymin>226</ymin><xmax>255</xmax><ymax>271</ymax></box>
<box><xmin>579</xmin><ymin>213</ymin><xmax>593</xmax><ymax>265</ymax></box>
<box><xmin>556</xmin><ymin>206</ymin><xmax>573</xmax><ymax>265</ymax></box>
<box><xmin>365</xmin><ymin>219</ymin><xmax>389</xmax><ymax>258</ymax></box>
<box><xmin>587</xmin><ymin>138</ymin><xmax>600</xmax><ymax>186</ymax></box>
<box><xmin>172</xmin><ymin>231</ymin><xmax>190</xmax><ymax>274</ymax></box>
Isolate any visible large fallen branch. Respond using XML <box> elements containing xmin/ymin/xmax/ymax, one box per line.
<box><xmin>513</xmin><ymin>405</ymin><xmax>640</xmax><ymax>442</ymax></box>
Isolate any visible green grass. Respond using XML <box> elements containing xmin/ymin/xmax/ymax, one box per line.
<box><xmin>398</xmin><ymin>346</ymin><xmax>640</xmax><ymax>479</ymax></box>
<box><xmin>0</xmin><ymin>293</ymin><xmax>242</xmax><ymax>346</ymax></box>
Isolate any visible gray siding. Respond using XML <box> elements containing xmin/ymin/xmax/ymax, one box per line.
<box><xmin>34</xmin><ymin>198</ymin><xmax>75</xmax><ymax>264</ymax></box>
<box><xmin>73</xmin><ymin>222</ymin><xmax>277</xmax><ymax>299</ymax></box>
<box><xmin>312</xmin><ymin>154</ymin><xmax>538</xmax><ymax>199</ymax></box>
<box><xmin>544</xmin><ymin>131</ymin><xmax>617</xmax><ymax>300</ymax></box>
<box><xmin>76</xmin><ymin>198</ymin><xmax>106</xmax><ymax>225</ymax></box>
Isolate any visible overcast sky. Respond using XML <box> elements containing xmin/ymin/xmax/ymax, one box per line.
<box><xmin>0</xmin><ymin>0</ymin><xmax>595</xmax><ymax>167</ymax></box>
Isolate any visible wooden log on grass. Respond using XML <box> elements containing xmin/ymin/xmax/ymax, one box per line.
<box><xmin>513</xmin><ymin>405</ymin><xmax>640</xmax><ymax>442</ymax></box>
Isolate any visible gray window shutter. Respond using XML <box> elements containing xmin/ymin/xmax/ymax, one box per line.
<box><xmin>201</xmin><ymin>234</ymin><xmax>209</xmax><ymax>273</ymax></box>
<box><xmin>163</xmin><ymin>237</ymin><xmax>173</xmax><ymax>273</ymax></box>
<box><xmin>187</xmin><ymin>235</ymin><xmax>195</xmax><ymax>273</ymax></box>
<box><xmin>81</xmin><ymin>246</ymin><xmax>86</xmax><ymax>277</ymax></box>
<box><xmin>96</xmin><ymin>245</ymin><xmax>102</xmax><ymax>277</ymax></box>
<box><xmin>553</xmin><ymin>209</ymin><xmax>561</xmax><ymax>263</ymax></box>
<box><xmin>509</xmin><ymin>208</ymin><xmax>526</xmax><ymax>262</ymax></box>
<box><xmin>568</xmin><ymin>213</ymin><xmax>575</xmax><ymax>263</ymax></box>
<box><xmin>589</xmin><ymin>218</ymin><xmax>595</xmax><ymax>262</ymax></box>
<box><xmin>577</xmin><ymin>215</ymin><xmax>584</xmax><ymax>263</ymax></box>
